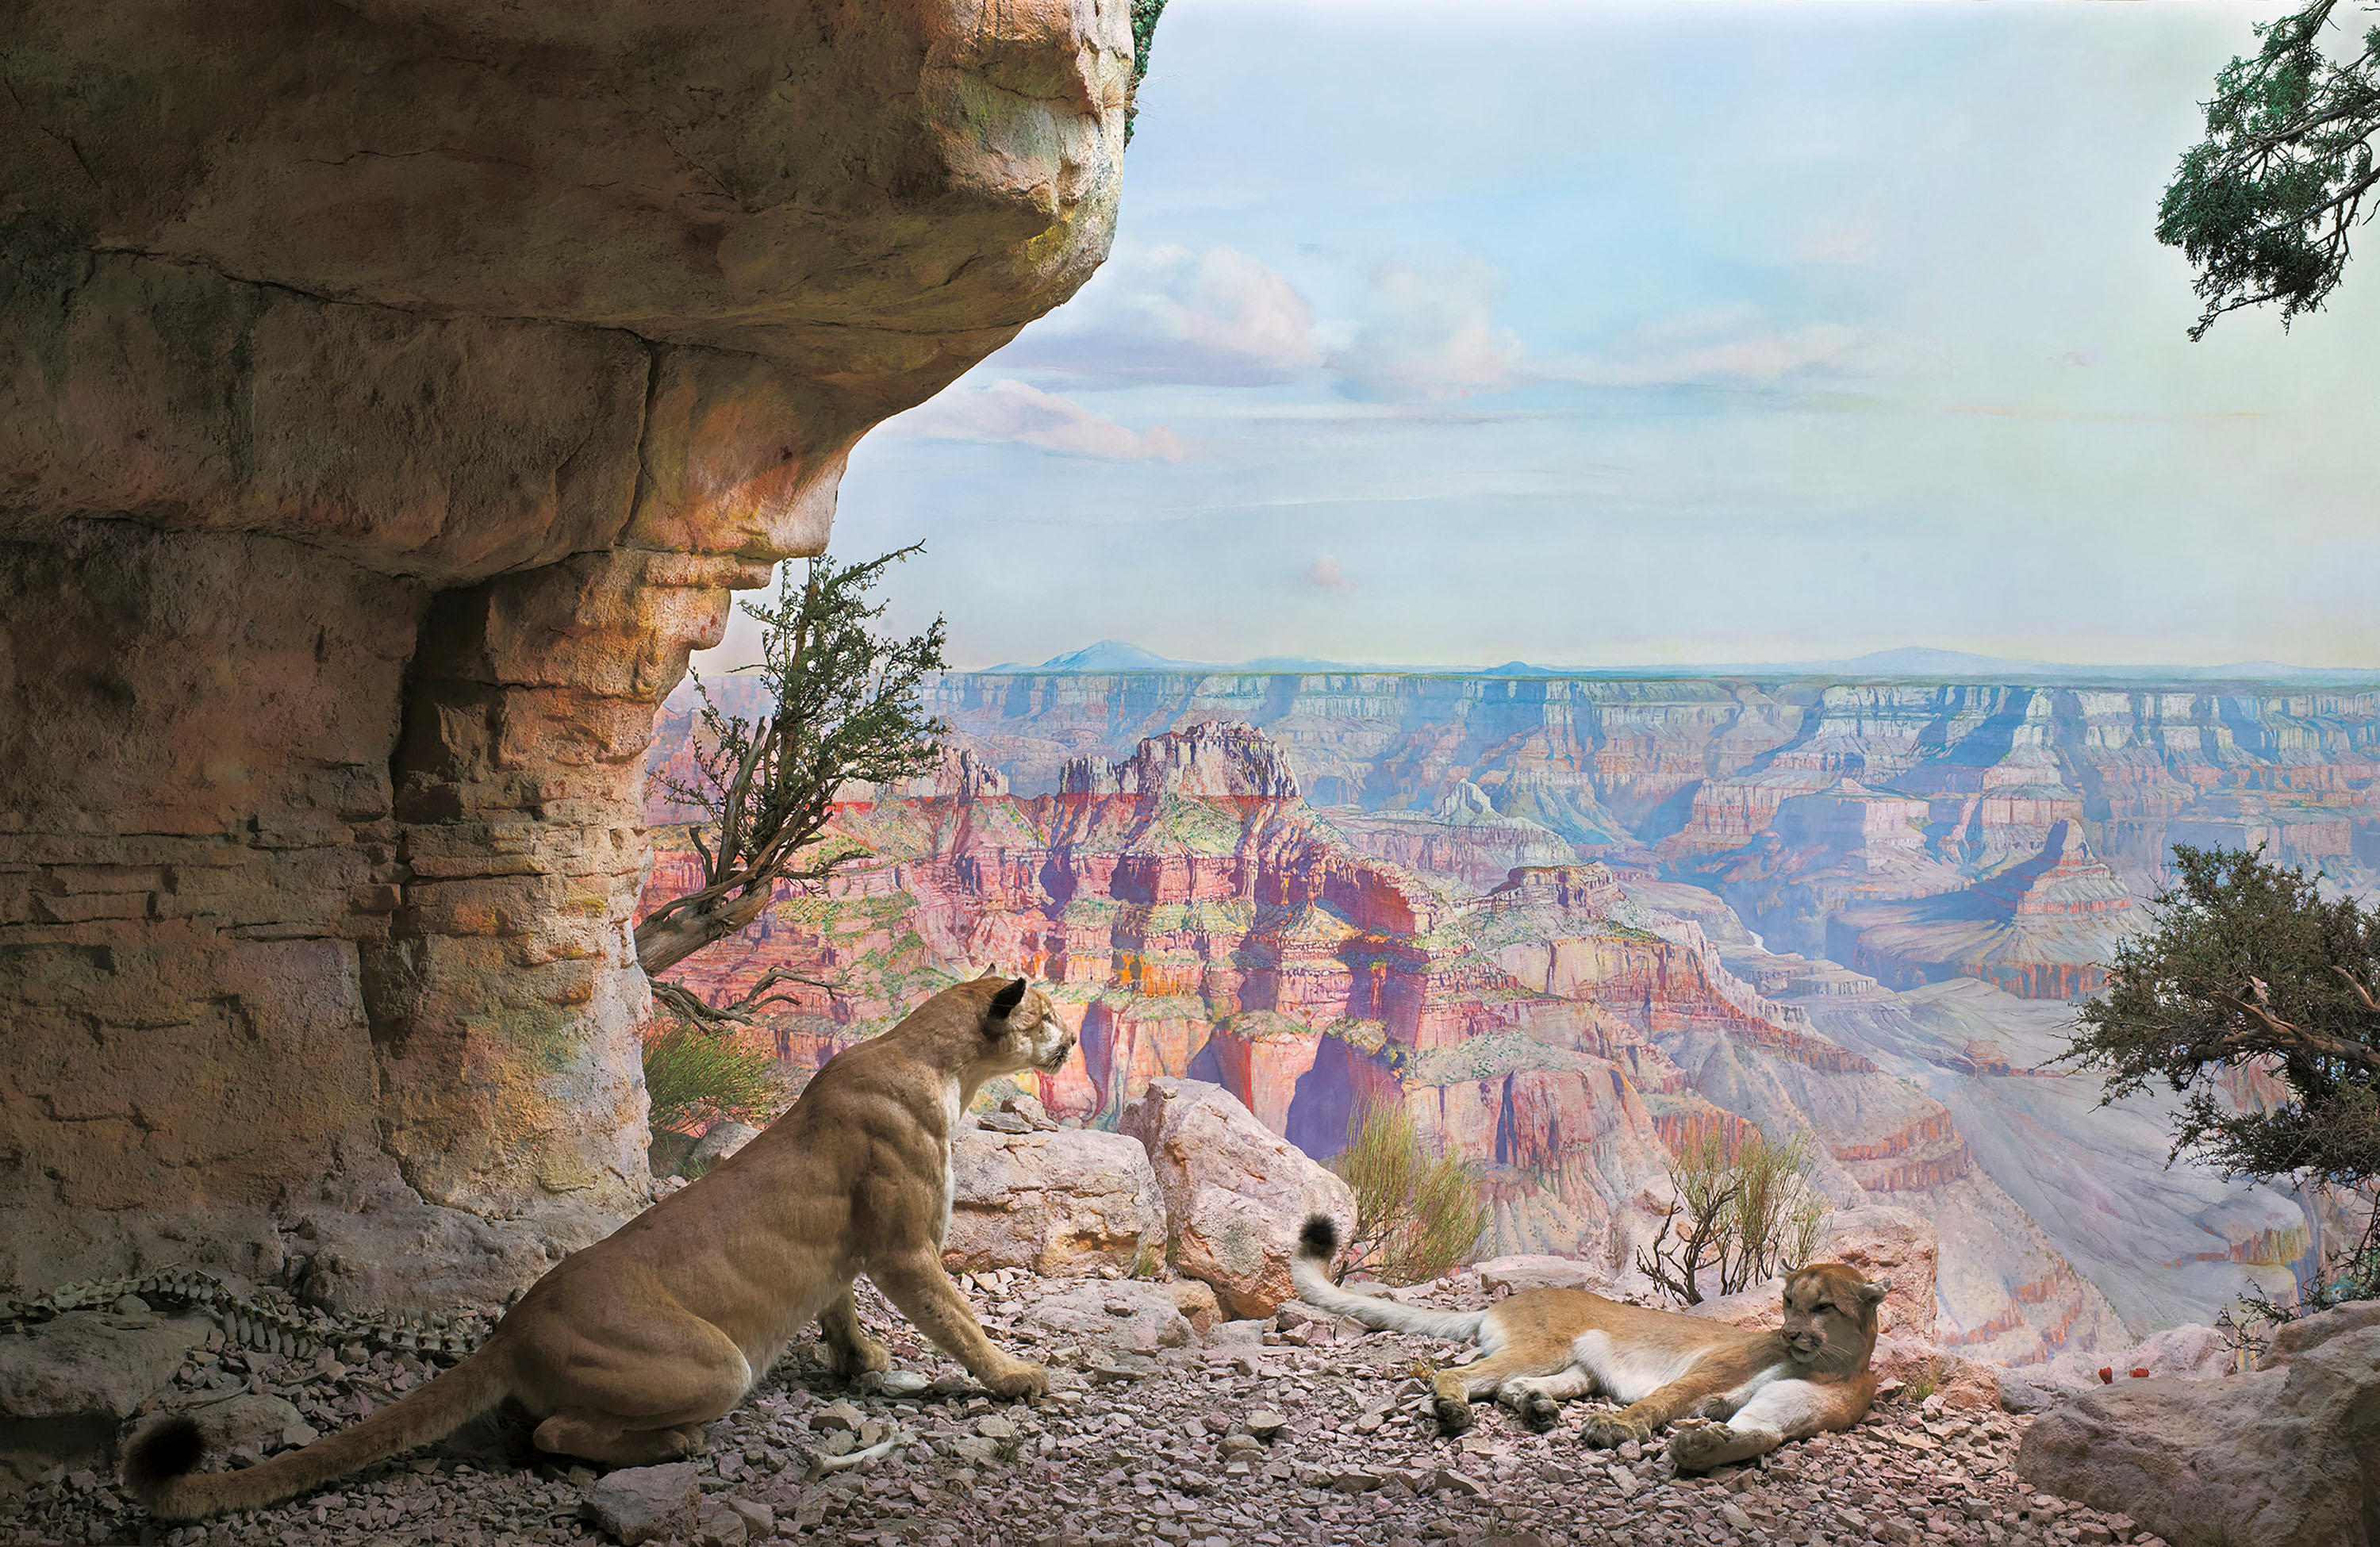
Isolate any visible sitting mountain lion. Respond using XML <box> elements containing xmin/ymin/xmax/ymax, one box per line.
<box><xmin>124</xmin><ymin>973</ymin><xmax>1073</xmax><ymax>1521</ymax></box>
<box><xmin>1292</xmin><ymin>1217</ymin><xmax>1886</xmax><ymax>1472</ymax></box>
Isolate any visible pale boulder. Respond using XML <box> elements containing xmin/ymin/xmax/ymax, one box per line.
<box><xmin>687</xmin><ymin>1121</ymin><xmax>762</xmax><ymax>1173</ymax></box>
<box><xmin>1812</xmin><ymin>1205</ymin><xmax>1938</xmax><ymax>1340</ymax></box>
<box><xmin>1119</xmin><ymin>1078</ymin><xmax>1358</xmax><ymax>1319</ymax></box>
<box><xmin>942</xmin><ymin>1127</ymin><xmax>1165</xmax><ymax>1277</ymax></box>
<box><xmin>1018</xmin><ymin>1280</ymin><xmax>1194</xmax><ymax>1357</ymax></box>
<box><xmin>1474</xmin><ymin>1256</ymin><xmax>1614</xmax><ymax>1296</ymax></box>
<box><xmin>2017</xmin><ymin>1310</ymin><xmax>2380</xmax><ymax>1547</ymax></box>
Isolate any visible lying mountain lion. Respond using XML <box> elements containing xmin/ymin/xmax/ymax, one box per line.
<box><xmin>124</xmin><ymin>973</ymin><xmax>1074</xmax><ymax>1520</ymax></box>
<box><xmin>1292</xmin><ymin>1217</ymin><xmax>1887</xmax><ymax>1472</ymax></box>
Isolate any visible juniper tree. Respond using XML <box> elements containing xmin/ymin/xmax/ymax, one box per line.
<box><xmin>2064</xmin><ymin>845</ymin><xmax>2380</xmax><ymax>1298</ymax></box>
<box><xmin>2159</xmin><ymin>0</ymin><xmax>2380</xmax><ymax>338</ymax></box>
<box><xmin>636</xmin><ymin>547</ymin><xmax>947</xmax><ymax>1025</ymax></box>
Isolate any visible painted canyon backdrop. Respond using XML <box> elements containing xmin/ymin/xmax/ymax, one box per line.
<box><xmin>642</xmin><ymin>653</ymin><xmax>2380</xmax><ymax>1365</ymax></box>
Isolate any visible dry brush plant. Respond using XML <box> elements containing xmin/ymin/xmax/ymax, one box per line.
<box><xmin>1331</xmin><ymin>1098</ymin><xmax>1491</xmax><ymax>1287</ymax></box>
<box><xmin>640</xmin><ymin>1017</ymin><xmax>793</xmax><ymax>1138</ymax></box>
<box><xmin>1637</xmin><ymin>1126</ymin><xmax>1833</xmax><ymax>1306</ymax></box>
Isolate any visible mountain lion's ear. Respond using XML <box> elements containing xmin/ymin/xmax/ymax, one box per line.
<box><xmin>975</xmin><ymin>964</ymin><xmax>1003</xmax><ymax>980</ymax></box>
<box><xmin>988</xmin><ymin>977</ymin><xmax>1029</xmax><ymax>1026</ymax></box>
<box><xmin>1859</xmin><ymin>1279</ymin><xmax>1892</xmax><ymax>1306</ymax></box>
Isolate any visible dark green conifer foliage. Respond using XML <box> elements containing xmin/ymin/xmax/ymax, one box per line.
<box><xmin>2159</xmin><ymin>0</ymin><xmax>2380</xmax><ymax>338</ymax></box>
<box><xmin>2065</xmin><ymin>846</ymin><xmax>2380</xmax><ymax>1296</ymax></box>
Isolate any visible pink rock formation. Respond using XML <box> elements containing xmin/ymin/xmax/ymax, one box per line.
<box><xmin>1</xmin><ymin>0</ymin><xmax>1134</xmax><ymax>1305</ymax></box>
<box><xmin>1119</xmin><ymin>1078</ymin><xmax>1357</xmax><ymax>1319</ymax></box>
<box><xmin>1834</xmin><ymin>822</ymin><xmax>2141</xmax><ymax>999</ymax></box>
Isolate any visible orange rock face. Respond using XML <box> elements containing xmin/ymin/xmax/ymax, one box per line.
<box><xmin>0</xmin><ymin>0</ymin><xmax>1134</xmax><ymax>1304</ymax></box>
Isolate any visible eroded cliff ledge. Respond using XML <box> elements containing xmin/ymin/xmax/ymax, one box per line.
<box><xmin>0</xmin><ymin>0</ymin><xmax>1133</xmax><ymax>1307</ymax></box>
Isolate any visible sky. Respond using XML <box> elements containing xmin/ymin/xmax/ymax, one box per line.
<box><xmin>698</xmin><ymin>0</ymin><xmax>2379</xmax><ymax>675</ymax></box>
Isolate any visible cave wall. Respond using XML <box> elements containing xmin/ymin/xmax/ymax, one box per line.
<box><xmin>0</xmin><ymin>0</ymin><xmax>1133</xmax><ymax>1305</ymax></box>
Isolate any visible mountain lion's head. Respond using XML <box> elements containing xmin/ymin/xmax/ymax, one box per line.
<box><xmin>1779</xmin><ymin>1263</ymin><xmax>1889</xmax><ymax>1376</ymax></box>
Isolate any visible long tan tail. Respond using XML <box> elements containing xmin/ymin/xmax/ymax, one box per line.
<box><xmin>122</xmin><ymin>1342</ymin><xmax>513</xmax><ymax>1520</ymax></box>
<box><xmin>1291</xmin><ymin>1215</ymin><xmax>1486</xmax><ymax>1341</ymax></box>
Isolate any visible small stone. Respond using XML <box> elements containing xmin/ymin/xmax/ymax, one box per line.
<box><xmin>1606</xmin><ymin>1464</ymin><xmax>1639</xmax><ymax>1497</ymax></box>
<box><xmin>812</xmin><ymin>1400</ymin><xmax>862</xmax><ymax>1434</ymax></box>
<box><xmin>580</xmin><ymin>1462</ymin><xmax>701</xmax><ymax>1545</ymax></box>
<box><xmin>1436</xmin><ymin>1468</ymin><xmax>1489</xmax><ymax>1498</ymax></box>
<box><xmin>1243</xmin><ymin>1407</ymin><xmax>1286</xmax><ymax>1440</ymax></box>
<box><xmin>877</xmin><ymin>1370</ymin><xmax>931</xmax><ymax>1399</ymax></box>
<box><xmin>1333</xmin><ymin>1469</ymin><xmax>1382</xmax><ymax>1492</ymax></box>
<box><xmin>1718</xmin><ymin>1502</ymin><xmax>1754</xmax><ymax>1533</ymax></box>
<box><xmin>724</xmin><ymin>1498</ymin><xmax>775</xmax><ymax>1537</ymax></box>
<box><xmin>695</xmin><ymin>1499</ymin><xmax>750</xmax><ymax>1547</ymax></box>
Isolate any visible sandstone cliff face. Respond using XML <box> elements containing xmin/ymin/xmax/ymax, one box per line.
<box><xmin>0</xmin><ymin>1</ymin><xmax>1134</xmax><ymax>1305</ymax></box>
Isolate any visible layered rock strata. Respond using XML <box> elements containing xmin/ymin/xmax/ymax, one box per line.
<box><xmin>0</xmin><ymin>0</ymin><xmax>1133</xmax><ymax>1306</ymax></box>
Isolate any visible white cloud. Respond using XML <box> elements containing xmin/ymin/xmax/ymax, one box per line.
<box><xmin>1329</xmin><ymin>259</ymin><xmax>1523</xmax><ymax>400</ymax></box>
<box><xmin>899</xmin><ymin>380</ymin><xmax>1185</xmax><ymax>461</ymax></box>
<box><xmin>1303</xmin><ymin>555</ymin><xmax>1357</xmax><ymax>593</ymax></box>
<box><xmin>1004</xmin><ymin>240</ymin><xmax>1323</xmax><ymax>386</ymax></box>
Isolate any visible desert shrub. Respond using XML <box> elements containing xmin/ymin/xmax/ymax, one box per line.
<box><xmin>2066</xmin><ymin>843</ymin><xmax>2380</xmax><ymax>1317</ymax></box>
<box><xmin>643</xmin><ymin>1019</ymin><xmax>790</xmax><ymax>1137</ymax></box>
<box><xmin>1331</xmin><ymin>1098</ymin><xmax>1491</xmax><ymax>1287</ymax></box>
<box><xmin>1638</xmin><ymin>1126</ymin><xmax>1833</xmax><ymax>1306</ymax></box>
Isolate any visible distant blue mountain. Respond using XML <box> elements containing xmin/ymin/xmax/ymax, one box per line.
<box><xmin>966</xmin><ymin>641</ymin><xmax>2380</xmax><ymax>686</ymax></box>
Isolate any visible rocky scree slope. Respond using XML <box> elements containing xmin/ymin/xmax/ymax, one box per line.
<box><xmin>3</xmin><ymin>1268</ymin><xmax>2154</xmax><ymax>1547</ymax></box>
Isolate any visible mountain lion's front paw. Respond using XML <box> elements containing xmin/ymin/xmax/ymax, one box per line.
<box><xmin>1667</xmin><ymin>1421</ymin><xmax>1735</xmax><ymax>1472</ymax></box>
<box><xmin>1580</xmin><ymin>1414</ymin><xmax>1649</xmax><ymax>1450</ymax></box>
<box><xmin>1517</xmin><ymin>1392</ymin><xmax>1563</xmax><ymax>1434</ymax></box>
<box><xmin>984</xmin><ymin>1360</ymin><xmax>1049</xmax><ymax>1401</ymax></box>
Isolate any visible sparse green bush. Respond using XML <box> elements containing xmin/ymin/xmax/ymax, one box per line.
<box><xmin>643</xmin><ymin>1019</ymin><xmax>790</xmax><ymax>1137</ymax></box>
<box><xmin>1638</xmin><ymin>1126</ymin><xmax>1833</xmax><ymax>1306</ymax></box>
<box><xmin>1332</xmin><ymin>1098</ymin><xmax>1491</xmax><ymax>1287</ymax></box>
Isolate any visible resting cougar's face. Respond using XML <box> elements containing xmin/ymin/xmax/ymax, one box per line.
<box><xmin>1779</xmin><ymin>1263</ymin><xmax>1889</xmax><ymax>1375</ymax></box>
<box><xmin>977</xmin><ymin>978</ymin><xmax>1076</xmax><ymax>1076</ymax></box>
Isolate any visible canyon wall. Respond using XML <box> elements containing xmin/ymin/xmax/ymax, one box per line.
<box><xmin>0</xmin><ymin>1</ymin><xmax>1135</xmax><ymax>1307</ymax></box>
<box><xmin>927</xmin><ymin>673</ymin><xmax>2380</xmax><ymax>899</ymax></box>
<box><xmin>642</xmin><ymin>674</ymin><xmax>2374</xmax><ymax>1357</ymax></box>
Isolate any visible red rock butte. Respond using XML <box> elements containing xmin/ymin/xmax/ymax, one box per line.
<box><xmin>0</xmin><ymin>0</ymin><xmax>1137</xmax><ymax>1307</ymax></box>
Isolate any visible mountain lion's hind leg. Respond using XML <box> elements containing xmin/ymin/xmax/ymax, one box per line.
<box><xmin>1427</xmin><ymin>1334</ymin><xmax>1575</xmax><ymax>1434</ymax></box>
<box><xmin>820</xmin><ymin>1288</ymin><xmax>890</xmax><ymax>1379</ymax></box>
<box><xmin>524</xmin><ymin>1311</ymin><xmax>750</xmax><ymax>1466</ymax></box>
<box><xmin>532</xmin><ymin>1411</ymin><xmax>710</xmax><ymax>1467</ymax></box>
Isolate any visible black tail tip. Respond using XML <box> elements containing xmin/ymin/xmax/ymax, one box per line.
<box><xmin>121</xmin><ymin>1415</ymin><xmax>205</xmax><ymax>1495</ymax></box>
<box><xmin>1299</xmin><ymin>1214</ymin><xmax>1338</xmax><ymax>1261</ymax></box>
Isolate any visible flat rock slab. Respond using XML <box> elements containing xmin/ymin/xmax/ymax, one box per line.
<box><xmin>0</xmin><ymin>1309</ymin><xmax>212</xmax><ymax>1487</ymax></box>
<box><xmin>2017</xmin><ymin>1320</ymin><xmax>2380</xmax><ymax>1547</ymax></box>
<box><xmin>0</xmin><ymin>1311</ymin><xmax>212</xmax><ymax>1422</ymax></box>
<box><xmin>1020</xmin><ymin>1280</ymin><xmax>1194</xmax><ymax>1356</ymax></box>
<box><xmin>580</xmin><ymin>1461</ymin><xmax>701</xmax><ymax>1545</ymax></box>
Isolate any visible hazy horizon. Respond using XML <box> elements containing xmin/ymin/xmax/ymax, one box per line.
<box><xmin>695</xmin><ymin>0</ymin><xmax>2378</xmax><ymax>678</ymax></box>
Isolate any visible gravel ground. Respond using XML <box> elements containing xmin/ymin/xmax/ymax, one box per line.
<box><xmin>3</xmin><ymin>1270</ymin><xmax>2163</xmax><ymax>1547</ymax></box>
